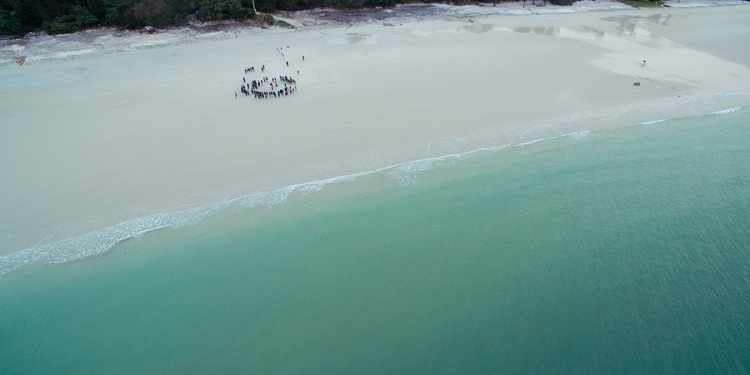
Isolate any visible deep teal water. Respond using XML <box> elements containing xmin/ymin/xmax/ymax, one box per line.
<box><xmin>2</xmin><ymin>107</ymin><xmax>749</xmax><ymax>373</ymax></box>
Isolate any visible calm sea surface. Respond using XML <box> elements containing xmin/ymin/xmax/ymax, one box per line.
<box><xmin>2</xmin><ymin>106</ymin><xmax>749</xmax><ymax>373</ymax></box>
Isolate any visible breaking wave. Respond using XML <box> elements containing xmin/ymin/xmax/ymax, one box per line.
<box><xmin>1</xmin><ymin>105</ymin><xmax>747</xmax><ymax>278</ymax></box>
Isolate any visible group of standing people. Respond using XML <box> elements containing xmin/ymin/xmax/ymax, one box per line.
<box><xmin>236</xmin><ymin>49</ymin><xmax>304</xmax><ymax>100</ymax></box>
<box><xmin>239</xmin><ymin>75</ymin><xmax>297</xmax><ymax>99</ymax></box>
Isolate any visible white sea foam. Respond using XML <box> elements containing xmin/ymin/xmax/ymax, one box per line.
<box><xmin>0</xmin><ymin>202</ymin><xmax>229</xmax><ymax>277</ymax></box>
<box><xmin>390</xmin><ymin>153</ymin><xmax>463</xmax><ymax>184</ymax></box>
<box><xmin>516</xmin><ymin>130</ymin><xmax>593</xmax><ymax>147</ymax></box>
<box><xmin>0</xmin><ymin>139</ymin><xmax>551</xmax><ymax>277</ymax></box>
<box><xmin>568</xmin><ymin>131</ymin><xmax>591</xmax><ymax>140</ymax></box>
<box><xmin>516</xmin><ymin>138</ymin><xmax>545</xmax><ymax>147</ymax></box>
<box><xmin>640</xmin><ymin>119</ymin><xmax>667</xmax><ymax>126</ymax></box>
<box><xmin>709</xmin><ymin>107</ymin><xmax>741</xmax><ymax>115</ymax></box>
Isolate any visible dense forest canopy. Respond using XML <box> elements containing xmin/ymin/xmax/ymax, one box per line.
<box><xmin>0</xmin><ymin>0</ymin><xmax>581</xmax><ymax>36</ymax></box>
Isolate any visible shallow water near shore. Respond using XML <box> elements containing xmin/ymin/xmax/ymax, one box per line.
<box><xmin>2</xmin><ymin>106</ymin><xmax>749</xmax><ymax>372</ymax></box>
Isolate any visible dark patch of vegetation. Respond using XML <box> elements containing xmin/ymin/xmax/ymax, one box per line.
<box><xmin>617</xmin><ymin>0</ymin><xmax>664</xmax><ymax>7</ymax></box>
<box><xmin>548</xmin><ymin>0</ymin><xmax>576</xmax><ymax>5</ymax></box>
<box><xmin>0</xmin><ymin>0</ymin><xmax>581</xmax><ymax>37</ymax></box>
<box><xmin>0</xmin><ymin>0</ymin><xmax>259</xmax><ymax>35</ymax></box>
<box><xmin>275</xmin><ymin>19</ymin><xmax>295</xmax><ymax>28</ymax></box>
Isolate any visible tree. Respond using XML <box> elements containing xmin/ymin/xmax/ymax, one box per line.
<box><xmin>42</xmin><ymin>5</ymin><xmax>99</xmax><ymax>34</ymax></box>
<box><xmin>0</xmin><ymin>7</ymin><xmax>21</xmax><ymax>35</ymax></box>
<box><xmin>197</xmin><ymin>0</ymin><xmax>243</xmax><ymax>20</ymax></box>
<box><xmin>279</xmin><ymin>0</ymin><xmax>293</xmax><ymax>16</ymax></box>
<box><xmin>129</xmin><ymin>0</ymin><xmax>168</xmax><ymax>26</ymax></box>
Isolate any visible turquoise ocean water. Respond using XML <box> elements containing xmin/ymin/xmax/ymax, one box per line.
<box><xmin>2</xmin><ymin>106</ymin><xmax>750</xmax><ymax>373</ymax></box>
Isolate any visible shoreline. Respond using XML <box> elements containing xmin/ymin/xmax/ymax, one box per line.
<box><xmin>1</xmin><ymin>3</ymin><xmax>750</xmax><ymax>274</ymax></box>
<box><xmin>2</xmin><ymin>100</ymin><xmax>748</xmax><ymax>277</ymax></box>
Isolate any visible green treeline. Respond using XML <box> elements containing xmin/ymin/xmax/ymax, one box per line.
<box><xmin>0</xmin><ymin>0</ymin><xmax>576</xmax><ymax>36</ymax></box>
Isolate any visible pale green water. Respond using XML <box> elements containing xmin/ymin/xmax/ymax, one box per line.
<box><xmin>2</xmin><ymin>107</ymin><xmax>750</xmax><ymax>373</ymax></box>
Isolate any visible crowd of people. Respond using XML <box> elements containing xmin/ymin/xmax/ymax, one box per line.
<box><xmin>239</xmin><ymin>75</ymin><xmax>298</xmax><ymax>99</ymax></box>
<box><xmin>237</xmin><ymin>47</ymin><xmax>303</xmax><ymax>100</ymax></box>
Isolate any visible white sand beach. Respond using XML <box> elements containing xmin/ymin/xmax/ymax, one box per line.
<box><xmin>1</xmin><ymin>2</ymin><xmax>749</xmax><ymax>262</ymax></box>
